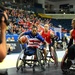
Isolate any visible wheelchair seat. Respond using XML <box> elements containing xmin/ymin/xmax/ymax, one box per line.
<box><xmin>24</xmin><ymin>47</ymin><xmax>36</xmax><ymax>56</ymax></box>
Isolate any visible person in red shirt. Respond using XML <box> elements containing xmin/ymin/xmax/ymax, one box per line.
<box><xmin>61</xmin><ymin>18</ymin><xmax>75</xmax><ymax>70</ymax></box>
<box><xmin>40</xmin><ymin>24</ymin><xmax>58</xmax><ymax>66</ymax></box>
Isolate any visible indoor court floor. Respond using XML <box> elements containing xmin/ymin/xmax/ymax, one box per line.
<box><xmin>0</xmin><ymin>50</ymin><xmax>71</xmax><ymax>75</ymax></box>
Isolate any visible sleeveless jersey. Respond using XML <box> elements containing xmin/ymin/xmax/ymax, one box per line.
<box><xmin>71</xmin><ymin>29</ymin><xmax>75</xmax><ymax>44</ymax></box>
<box><xmin>41</xmin><ymin>30</ymin><xmax>51</xmax><ymax>44</ymax></box>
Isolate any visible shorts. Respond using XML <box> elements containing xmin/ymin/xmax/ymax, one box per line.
<box><xmin>24</xmin><ymin>47</ymin><xmax>36</xmax><ymax>55</ymax></box>
<box><xmin>24</xmin><ymin>44</ymin><xmax>46</xmax><ymax>55</ymax></box>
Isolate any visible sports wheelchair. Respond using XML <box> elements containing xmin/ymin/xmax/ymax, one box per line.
<box><xmin>61</xmin><ymin>59</ymin><xmax>75</xmax><ymax>75</ymax></box>
<box><xmin>16</xmin><ymin>44</ymin><xmax>47</xmax><ymax>72</ymax></box>
<box><xmin>61</xmin><ymin>44</ymin><xmax>75</xmax><ymax>75</ymax></box>
<box><xmin>46</xmin><ymin>43</ymin><xmax>58</xmax><ymax>68</ymax></box>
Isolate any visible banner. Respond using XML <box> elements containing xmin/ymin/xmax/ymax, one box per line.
<box><xmin>54</xmin><ymin>28</ymin><xmax>62</xmax><ymax>40</ymax></box>
<box><xmin>6</xmin><ymin>34</ymin><xmax>19</xmax><ymax>41</ymax></box>
<box><xmin>7</xmin><ymin>41</ymin><xmax>21</xmax><ymax>53</ymax></box>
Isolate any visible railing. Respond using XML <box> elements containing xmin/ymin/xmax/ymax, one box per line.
<box><xmin>46</xmin><ymin>14</ymin><xmax>75</xmax><ymax>19</ymax></box>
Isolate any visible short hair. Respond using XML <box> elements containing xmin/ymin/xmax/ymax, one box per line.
<box><xmin>72</xmin><ymin>18</ymin><xmax>75</xmax><ymax>21</ymax></box>
<box><xmin>32</xmin><ymin>25</ymin><xmax>38</xmax><ymax>29</ymax></box>
<box><xmin>44</xmin><ymin>24</ymin><xmax>49</xmax><ymax>27</ymax></box>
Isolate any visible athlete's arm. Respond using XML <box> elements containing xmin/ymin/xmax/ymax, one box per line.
<box><xmin>50</xmin><ymin>30</ymin><xmax>55</xmax><ymax>46</ymax></box>
<box><xmin>36</xmin><ymin>34</ymin><xmax>46</xmax><ymax>45</ymax></box>
<box><xmin>67</xmin><ymin>30</ymin><xmax>73</xmax><ymax>48</ymax></box>
<box><xmin>36</xmin><ymin>34</ymin><xmax>44</xmax><ymax>42</ymax></box>
<box><xmin>50</xmin><ymin>29</ymin><xmax>55</xmax><ymax>38</ymax></box>
<box><xmin>18</xmin><ymin>31</ymin><xmax>30</xmax><ymax>43</ymax></box>
<box><xmin>18</xmin><ymin>31</ymin><xmax>30</xmax><ymax>39</ymax></box>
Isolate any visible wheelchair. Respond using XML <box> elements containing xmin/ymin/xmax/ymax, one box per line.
<box><xmin>45</xmin><ymin>43</ymin><xmax>58</xmax><ymax>68</ymax></box>
<box><xmin>16</xmin><ymin>44</ymin><xmax>46</xmax><ymax>72</ymax></box>
<box><xmin>61</xmin><ymin>59</ymin><xmax>75</xmax><ymax>75</ymax></box>
<box><xmin>61</xmin><ymin>44</ymin><xmax>75</xmax><ymax>75</ymax></box>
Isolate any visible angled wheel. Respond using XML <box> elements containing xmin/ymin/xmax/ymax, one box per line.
<box><xmin>16</xmin><ymin>50</ymin><xmax>24</xmax><ymax>71</ymax></box>
<box><xmin>62</xmin><ymin>60</ymin><xmax>72</xmax><ymax>74</ymax></box>
<box><xmin>36</xmin><ymin>48</ymin><xmax>46</xmax><ymax>71</ymax></box>
<box><xmin>54</xmin><ymin>49</ymin><xmax>58</xmax><ymax>67</ymax></box>
<box><xmin>51</xmin><ymin>46</ymin><xmax>58</xmax><ymax>67</ymax></box>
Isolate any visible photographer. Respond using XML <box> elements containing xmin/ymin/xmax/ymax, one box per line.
<box><xmin>0</xmin><ymin>5</ymin><xmax>8</xmax><ymax>75</ymax></box>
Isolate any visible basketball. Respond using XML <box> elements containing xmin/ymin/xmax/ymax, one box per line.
<box><xmin>19</xmin><ymin>36</ymin><xmax>28</xmax><ymax>44</ymax></box>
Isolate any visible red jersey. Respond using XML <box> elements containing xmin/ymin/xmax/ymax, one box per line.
<box><xmin>72</xmin><ymin>29</ymin><xmax>75</xmax><ymax>40</ymax></box>
<box><xmin>71</xmin><ymin>29</ymin><xmax>75</xmax><ymax>44</ymax></box>
<box><xmin>41</xmin><ymin>30</ymin><xmax>51</xmax><ymax>44</ymax></box>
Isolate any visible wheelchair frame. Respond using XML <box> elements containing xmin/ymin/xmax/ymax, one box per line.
<box><xmin>45</xmin><ymin>44</ymin><xmax>58</xmax><ymax>68</ymax></box>
<box><xmin>61</xmin><ymin>59</ymin><xmax>75</xmax><ymax>75</ymax></box>
<box><xmin>16</xmin><ymin>44</ymin><xmax>46</xmax><ymax>72</ymax></box>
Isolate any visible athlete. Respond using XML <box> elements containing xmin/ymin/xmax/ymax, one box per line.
<box><xmin>40</xmin><ymin>24</ymin><xmax>58</xmax><ymax>66</ymax></box>
<box><xmin>18</xmin><ymin>25</ymin><xmax>47</xmax><ymax>58</ymax></box>
<box><xmin>61</xmin><ymin>18</ymin><xmax>75</xmax><ymax>69</ymax></box>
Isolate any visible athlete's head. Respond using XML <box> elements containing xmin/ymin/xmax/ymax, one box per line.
<box><xmin>72</xmin><ymin>18</ymin><xmax>75</xmax><ymax>29</ymax></box>
<box><xmin>44</xmin><ymin>24</ymin><xmax>49</xmax><ymax>31</ymax></box>
<box><xmin>31</xmin><ymin>25</ymin><xmax>38</xmax><ymax>35</ymax></box>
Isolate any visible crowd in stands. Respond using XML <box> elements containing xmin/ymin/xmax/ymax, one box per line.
<box><xmin>3</xmin><ymin>5</ymin><xmax>70</xmax><ymax>50</ymax></box>
<box><xmin>6</xmin><ymin>8</ymin><xmax>69</xmax><ymax>34</ymax></box>
<box><xmin>6</xmin><ymin>8</ymin><xmax>52</xmax><ymax>35</ymax></box>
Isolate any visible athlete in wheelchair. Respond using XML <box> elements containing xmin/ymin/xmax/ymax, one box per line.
<box><xmin>16</xmin><ymin>25</ymin><xmax>47</xmax><ymax>72</ymax></box>
<box><xmin>61</xmin><ymin>18</ymin><xmax>75</xmax><ymax>74</ymax></box>
<box><xmin>40</xmin><ymin>24</ymin><xmax>58</xmax><ymax>67</ymax></box>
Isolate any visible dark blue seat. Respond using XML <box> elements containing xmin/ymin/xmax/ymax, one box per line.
<box><xmin>24</xmin><ymin>47</ymin><xmax>36</xmax><ymax>56</ymax></box>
